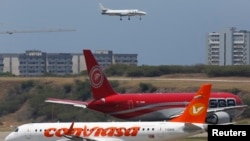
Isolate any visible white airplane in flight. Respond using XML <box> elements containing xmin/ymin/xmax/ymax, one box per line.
<box><xmin>99</xmin><ymin>3</ymin><xmax>147</xmax><ymax>20</ymax></box>
<box><xmin>5</xmin><ymin>83</ymin><xmax>212</xmax><ymax>141</ymax></box>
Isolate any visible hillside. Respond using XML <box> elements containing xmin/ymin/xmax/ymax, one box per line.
<box><xmin>0</xmin><ymin>74</ymin><xmax>250</xmax><ymax>131</ymax></box>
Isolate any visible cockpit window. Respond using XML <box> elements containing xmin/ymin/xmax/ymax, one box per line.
<box><xmin>14</xmin><ymin>128</ymin><xmax>19</xmax><ymax>132</ymax></box>
<box><xmin>227</xmin><ymin>99</ymin><xmax>236</xmax><ymax>106</ymax></box>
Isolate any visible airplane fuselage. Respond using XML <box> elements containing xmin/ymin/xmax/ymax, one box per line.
<box><xmin>102</xmin><ymin>9</ymin><xmax>147</xmax><ymax>16</ymax></box>
<box><xmin>5</xmin><ymin>122</ymin><xmax>206</xmax><ymax>141</ymax></box>
<box><xmin>87</xmin><ymin>92</ymin><xmax>244</xmax><ymax>121</ymax></box>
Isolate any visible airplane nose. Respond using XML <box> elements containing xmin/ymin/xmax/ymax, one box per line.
<box><xmin>4</xmin><ymin>135</ymin><xmax>10</xmax><ymax>141</ymax></box>
<box><xmin>4</xmin><ymin>133</ymin><xmax>15</xmax><ymax>141</ymax></box>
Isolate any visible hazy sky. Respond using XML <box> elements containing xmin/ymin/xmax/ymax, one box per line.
<box><xmin>0</xmin><ymin>0</ymin><xmax>250</xmax><ymax>65</ymax></box>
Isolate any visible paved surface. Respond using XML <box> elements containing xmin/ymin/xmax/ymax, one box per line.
<box><xmin>191</xmin><ymin>132</ymin><xmax>208</xmax><ymax>137</ymax></box>
<box><xmin>0</xmin><ymin>132</ymin><xmax>10</xmax><ymax>141</ymax></box>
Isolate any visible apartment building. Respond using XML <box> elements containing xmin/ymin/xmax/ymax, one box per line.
<box><xmin>206</xmin><ymin>27</ymin><xmax>250</xmax><ymax>65</ymax></box>
<box><xmin>0</xmin><ymin>50</ymin><xmax>137</xmax><ymax>76</ymax></box>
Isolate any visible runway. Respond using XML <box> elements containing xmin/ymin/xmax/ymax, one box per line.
<box><xmin>0</xmin><ymin>132</ymin><xmax>10</xmax><ymax>140</ymax></box>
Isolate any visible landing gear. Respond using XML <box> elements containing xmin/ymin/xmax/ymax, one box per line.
<box><xmin>128</xmin><ymin>16</ymin><xmax>130</xmax><ymax>20</ymax></box>
<box><xmin>120</xmin><ymin>16</ymin><xmax>122</xmax><ymax>21</ymax></box>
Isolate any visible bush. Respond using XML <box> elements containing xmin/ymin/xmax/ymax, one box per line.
<box><xmin>139</xmin><ymin>83</ymin><xmax>157</xmax><ymax>92</ymax></box>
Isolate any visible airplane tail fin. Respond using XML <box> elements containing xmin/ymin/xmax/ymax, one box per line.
<box><xmin>170</xmin><ymin>84</ymin><xmax>212</xmax><ymax>123</ymax></box>
<box><xmin>99</xmin><ymin>3</ymin><xmax>108</xmax><ymax>13</ymax></box>
<box><xmin>83</xmin><ymin>49</ymin><xmax>118</xmax><ymax>99</ymax></box>
<box><xmin>99</xmin><ymin>3</ymin><xmax>105</xmax><ymax>10</ymax></box>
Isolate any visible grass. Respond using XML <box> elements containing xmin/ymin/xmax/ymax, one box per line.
<box><xmin>110</xmin><ymin>76</ymin><xmax>250</xmax><ymax>92</ymax></box>
<box><xmin>1</xmin><ymin>75</ymin><xmax>250</xmax><ymax>91</ymax></box>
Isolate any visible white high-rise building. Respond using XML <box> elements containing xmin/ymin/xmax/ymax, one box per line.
<box><xmin>206</xmin><ymin>27</ymin><xmax>250</xmax><ymax>65</ymax></box>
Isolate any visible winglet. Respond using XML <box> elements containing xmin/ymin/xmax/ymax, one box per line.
<box><xmin>170</xmin><ymin>84</ymin><xmax>212</xmax><ymax>123</ymax></box>
<box><xmin>65</xmin><ymin>121</ymin><xmax>74</xmax><ymax>135</ymax></box>
<box><xmin>83</xmin><ymin>49</ymin><xmax>118</xmax><ymax>99</ymax></box>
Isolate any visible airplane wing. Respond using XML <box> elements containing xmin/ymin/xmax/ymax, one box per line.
<box><xmin>57</xmin><ymin>122</ymin><xmax>99</xmax><ymax>141</ymax></box>
<box><xmin>206</xmin><ymin>105</ymin><xmax>248</xmax><ymax>118</ymax></box>
<box><xmin>62</xmin><ymin>136</ymin><xmax>122</xmax><ymax>141</ymax></box>
<box><xmin>169</xmin><ymin>105</ymin><xmax>248</xmax><ymax>121</ymax></box>
<box><xmin>207</xmin><ymin>105</ymin><xmax>248</xmax><ymax>113</ymax></box>
<box><xmin>116</xmin><ymin>12</ymin><xmax>129</xmax><ymax>16</ymax></box>
<box><xmin>59</xmin><ymin>122</ymin><xmax>123</xmax><ymax>141</ymax></box>
<box><xmin>62</xmin><ymin>136</ymin><xmax>99</xmax><ymax>141</ymax></box>
<box><xmin>45</xmin><ymin>98</ymin><xmax>89</xmax><ymax>108</ymax></box>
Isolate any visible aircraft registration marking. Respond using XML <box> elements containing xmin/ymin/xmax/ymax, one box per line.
<box><xmin>166</xmin><ymin>128</ymin><xmax>175</xmax><ymax>131</ymax></box>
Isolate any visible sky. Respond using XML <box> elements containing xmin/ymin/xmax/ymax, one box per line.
<box><xmin>0</xmin><ymin>0</ymin><xmax>250</xmax><ymax>66</ymax></box>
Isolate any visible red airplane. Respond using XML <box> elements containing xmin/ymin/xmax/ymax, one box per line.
<box><xmin>45</xmin><ymin>49</ymin><xmax>247</xmax><ymax>124</ymax></box>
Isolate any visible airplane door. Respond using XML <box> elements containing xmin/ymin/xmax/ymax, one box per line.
<box><xmin>25</xmin><ymin>125</ymin><xmax>31</xmax><ymax>139</ymax></box>
<box><xmin>128</xmin><ymin>100</ymin><xmax>134</xmax><ymax>109</ymax></box>
<box><xmin>158</xmin><ymin>127</ymin><xmax>165</xmax><ymax>137</ymax></box>
<box><xmin>158</xmin><ymin>124</ymin><xmax>166</xmax><ymax>137</ymax></box>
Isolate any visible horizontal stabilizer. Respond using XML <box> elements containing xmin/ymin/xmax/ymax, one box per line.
<box><xmin>184</xmin><ymin>123</ymin><xmax>203</xmax><ymax>132</ymax></box>
<box><xmin>45</xmin><ymin>98</ymin><xmax>88</xmax><ymax>108</ymax></box>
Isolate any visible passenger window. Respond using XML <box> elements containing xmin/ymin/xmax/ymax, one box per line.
<box><xmin>14</xmin><ymin>128</ymin><xmax>19</xmax><ymax>132</ymax></box>
<box><xmin>209</xmin><ymin>99</ymin><xmax>217</xmax><ymax>108</ymax></box>
<box><xmin>227</xmin><ymin>99</ymin><xmax>236</xmax><ymax>106</ymax></box>
<box><xmin>218</xmin><ymin>99</ymin><xmax>226</xmax><ymax>107</ymax></box>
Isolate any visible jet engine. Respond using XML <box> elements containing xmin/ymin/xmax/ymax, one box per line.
<box><xmin>206</xmin><ymin>111</ymin><xmax>231</xmax><ymax>124</ymax></box>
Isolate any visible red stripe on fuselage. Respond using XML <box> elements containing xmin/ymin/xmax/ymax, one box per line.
<box><xmin>87</xmin><ymin>92</ymin><xmax>243</xmax><ymax>120</ymax></box>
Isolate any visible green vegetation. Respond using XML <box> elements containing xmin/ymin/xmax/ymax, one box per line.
<box><xmin>104</xmin><ymin>64</ymin><xmax>250</xmax><ymax>77</ymax></box>
<box><xmin>242</xmin><ymin>97</ymin><xmax>250</xmax><ymax>118</ymax></box>
<box><xmin>0</xmin><ymin>77</ymin><xmax>249</xmax><ymax>123</ymax></box>
<box><xmin>139</xmin><ymin>83</ymin><xmax>157</xmax><ymax>92</ymax></box>
<box><xmin>0</xmin><ymin>79</ymin><xmax>150</xmax><ymax>122</ymax></box>
<box><xmin>0</xmin><ymin>78</ymin><xmax>128</xmax><ymax>122</ymax></box>
<box><xmin>0</xmin><ymin>64</ymin><xmax>250</xmax><ymax>124</ymax></box>
<box><xmin>0</xmin><ymin>72</ymin><xmax>15</xmax><ymax>77</ymax></box>
<box><xmin>2</xmin><ymin>64</ymin><xmax>250</xmax><ymax>78</ymax></box>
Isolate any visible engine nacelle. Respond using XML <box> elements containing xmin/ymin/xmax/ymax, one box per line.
<box><xmin>206</xmin><ymin>111</ymin><xmax>231</xmax><ymax>124</ymax></box>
